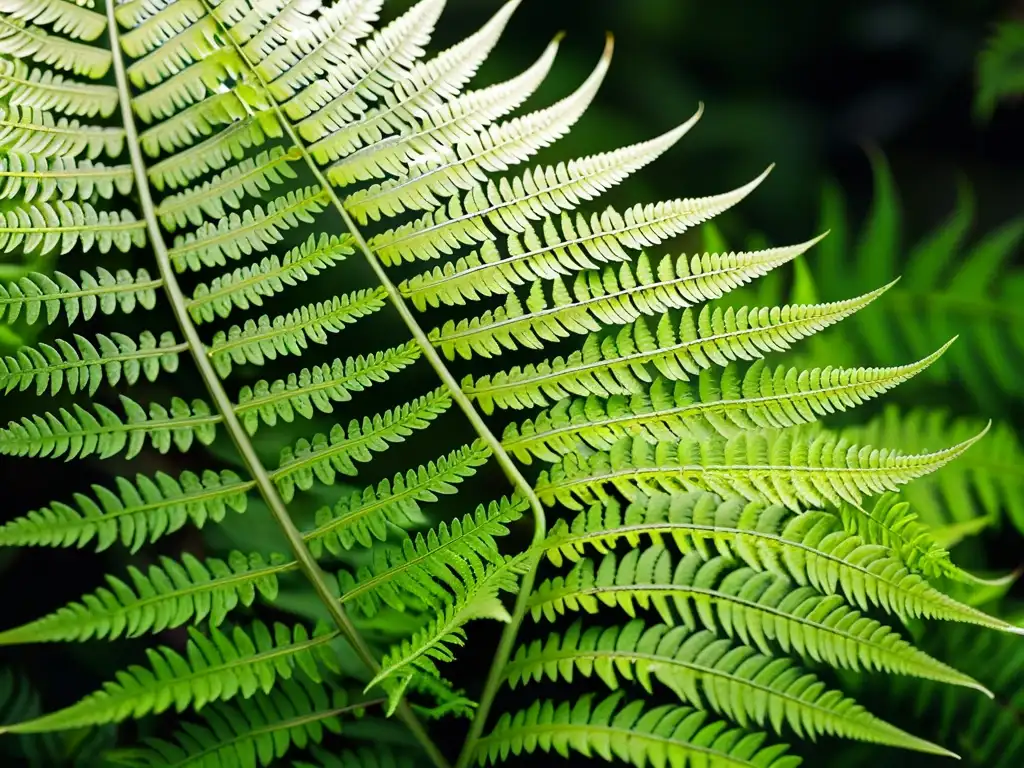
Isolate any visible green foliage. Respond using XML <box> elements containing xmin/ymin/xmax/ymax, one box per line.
<box><xmin>0</xmin><ymin>2</ymin><xmax>1018</xmax><ymax>768</ymax></box>
<box><xmin>975</xmin><ymin>21</ymin><xmax>1024</xmax><ymax>119</ymax></box>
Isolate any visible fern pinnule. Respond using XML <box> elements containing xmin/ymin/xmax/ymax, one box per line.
<box><xmin>0</xmin><ymin>58</ymin><xmax>118</xmax><ymax>117</ymax></box>
<box><xmin>0</xmin><ymin>268</ymin><xmax>159</xmax><ymax>326</ymax></box>
<box><xmin>0</xmin><ymin>15</ymin><xmax>111</xmax><ymax>77</ymax></box>
<box><xmin>0</xmin><ymin>154</ymin><xmax>134</xmax><ymax>203</ymax></box>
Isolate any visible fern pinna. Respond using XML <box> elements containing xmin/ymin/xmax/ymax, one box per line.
<box><xmin>0</xmin><ymin>1</ymin><xmax>1018</xmax><ymax>767</ymax></box>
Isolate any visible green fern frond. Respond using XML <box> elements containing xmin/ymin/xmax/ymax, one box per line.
<box><xmin>329</xmin><ymin>31</ymin><xmax>562</xmax><ymax>187</ymax></box>
<box><xmin>337</xmin><ymin>495</ymin><xmax>527</xmax><ymax>617</ymax></box>
<box><xmin>124</xmin><ymin>13</ymin><xmax>222</xmax><ymax>88</ymax></box>
<box><xmin>0</xmin><ymin>330</ymin><xmax>182</xmax><ymax>396</ymax></box>
<box><xmin>117</xmin><ymin>0</ymin><xmax>206</xmax><ymax>59</ymax></box>
<box><xmin>130</xmin><ymin>48</ymin><xmax>244</xmax><ymax>124</ymax></box>
<box><xmin>0</xmin><ymin>394</ymin><xmax>217</xmax><ymax>460</ymax></box>
<box><xmin>369</xmin><ymin>110</ymin><xmax>704</xmax><ymax>266</ymax></box>
<box><xmin>0</xmin><ymin>268</ymin><xmax>159</xmax><ymax>326</ymax></box>
<box><xmin>400</xmin><ymin>170</ymin><xmax>771</xmax><ymax>311</ymax></box>
<box><xmin>0</xmin><ymin>58</ymin><xmax>118</xmax><ymax>117</ymax></box>
<box><xmin>0</xmin><ymin>15</ymin><xmax>111</xmax><ymax>78</ymax></box>
<box><xmin>433</xmin><ymin>239</ymin><xmax>824</xmax><ymax>361</ymax></box>
<box><xmin>342</xmin><ymin>30</ymin><xmax>611</xmax><ymax>225</ymax></box>
<box><xmin>0</xmin><ymin>0</ymin><xmax>106</xmax><ymax>42</ymax></box>
<box><xmin>542</xmin><ymin>490</ymin><xmax>986</xmax><ymax>610</ymax></box>
<box><xmin>0</xmin><ymin>622</ymin><xmax>341</xmax><ymax>734</ymax></box>
<box><xmin>528</xmin><ymin>548</ymin><xmax>1015</xmax><ymax>651</ymax></box>
<box><xmin>234</xmin><ymin>341</ymin><xmax>421</xmax><ymax>435</ymax></box>
<box><xmin>467</xmin><ymin>285</ymin><xmax>893</xmax><ymax>413</ymax></box>
<box><xmin>975</xmin><ymin>20</ymin><xmax>1024</xmax><ymax>119</ymax></box>
<box><xmin>504</xmin><ymin>345</ymin><xmax>950</xmax><ymax>463</ymax></box>
<box><xmin>119</xmin><ymin>677</ymin><xmax>359</xmax><ymax>768</ymax></box>
<box><xmin>305</xmin><ymin>439</ymin><xmax>493</xmax><ymax>556</ymax></box>
<box><xmin>188</xmin><ymin>233</ymin><xmax>353</xmax><ymax>323</ymax></box>
<box><xmin>477</xmin><ymin>694</ymin><xmax>800</xmax><ymax>767</ymax></box>
<box><xmin>157</xmin><ymin>146</ymin><xmax>301</xmax><ymax>231</ymax></box>
<box><xmin>536</xmin><ymin>424</ymin><xmax>986</xmax><ymax>511</ymax></box>
<box><xmin>138</xmin><ymin>88</ymin><xmax>266</xmax><ymax>158</ymax></box>
<box><xmin>0</xmin><ymin>106</ymin><xmax>124</xmax><ymax>159</ymax></box>
<box><xmin>272</xmin><ymin>388</ymin><xmax>453</xmax><ymax>502</ymax></box>
<box><xmin>0</xmin><ymin>551</ymin><xmax>288</xmax><ymax>644</ymax></box>
<box><xmin>506</xmin><ymin>621</ymin><xmax>961</xmax><ymax>752</ymax></box>
<box><xmin>296</xmin><ymin>744</ymin><xmax>419</xmax><ymax>768</ymax></box>
<box><xmin>0</xmin><ymin>200</ymin><xmax>145</xmax><ymax>256</ymax></box>
<box><xmin>0</xmin><ymin>467</ymin><xmax>249</xmax><ymax>552</ymax></box>
<box><xmin>0</xmin><ymin>154</ymin><xmax>133</xmax><ymax>203</ymax></box>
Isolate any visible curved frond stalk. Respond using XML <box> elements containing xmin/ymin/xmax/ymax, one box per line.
<box><xmin>433</xmin><ymin>238</ymin><xmax>822</xmax><ymax>361</ymax></box>
<box><xmin>0</xmin><ymin>268</ymin><xmax>160</xmax><ymax>326</ymax></box>
<box><xmin>0</xmin><ymin>58</ymin><xmax>118</xmax><ymax>117</ymax></box>
<box><xmin>0</xmin><ymin>154</ymin><xmax>133</xmax><ymax>203</ymax></box>
<box><xmin>288</xmin><ymin>0</ymin><xmax>447</xmax><ymax>141</ymax></box>
<box><xmin>188</xmin><ymin>233</ymin><xmax>353</xmax><ymax>323</ymax></box>
<box><xmin>523</xmin><ymin>551</ymin><xmax>986</xmax><ymax>693</ymax></box>
<box><xmin>0</xmin><ymin>468</ymin><xmax>252</xmax><ymax>553</ymax></box>
<box><xmin>504</xmin><ymin>343</ymin><xmax>952</xmax><ymax>463</ymax></box>
<box><xmin>0</xmin><ymin>622</ymin><xmax>340</xmax><ymax>734</ymax></box>
<box><xmin>330</xmin><ymin>32</ymin><xmax>563</xmax><ymax>187</ymax></box>
<box><xmin>468</xmin><ymin>284</ymin><xmax>895</xmax><ymax>413</ymax></box>
<box><xmin>402</xmin><ymin>169</ymin><xmax>772</xmax><ymax>310</ymax></box>
<box><xmin>167</xmin><ymin>185</ymin><xmax>329</xmax><ymax>272</ymax></box>
<box><xmin>123</xmin><ymin>679</ymin><xmax>370</xmax><ymax>768</ymax></box>
<box><xmin>343</xmin><ymin>32</ymin><xmax>613</xmax><ymax>224</ymax></box>
<box><xmin>506</xmin><ymin>622</ymin><xmax>963</xmax><ymax>752</ymax></box>
<box><xmin>0</xmin><ymin>395</ymin><xmax>217</xmax><ymax>461</ymax></box>
<box><xmin>0</xmin><ymin>200</ymin><xmax>145</xmax><ymax>257</ymax></box>
<box><xmin>541</xmin><ymin>491</ymin><xmax>1000</xmax><ymax>624</ymax></box>
<box><xmin>476</xmin><ymin>694</ymin><xmax>800</xmax><ymax>767</ymax></box>
<box><xmin>0</xmin><ymin>15</ymin><xmax>112</xmax><ymax>78</ymax></box>
<box><xmin>235</xmin><ymin>342</ymin><xmax>422</xmax><ymax>435</ymax></box>
<box><xmin>271</xmin><ymin>389</ymin><xmax>453</xmax><ymax>502</ymax></box>
<box><xmin>842</xmin><ymin>406</ymin><xmax>1024</xmax><ymax>534</ymax></box>
<box><xmin>369</xmin><ymin>110</ymin><xmax>703</xmax><ymax>266</ymax></box>
<box><xmin>306</xmin><ymin>440</ymin><xmax>492</xmax><ymax>556</ymax></box>
<box><xmin>337</xmin><ymin>495</ymin><xmax>527</xmax><ymax>616</ymax></box>
<box><xmin>157</xmin><ymin>146</ymin><xmax>302</xmax><ymax>231</ymax></box>
<box><xmin>0</xmin><ymin>552</ymin><xmax>291</xmax><ymax>644</ymax></box>
<box><xmin>207</xmin><ymin>287</ymin><xmax>388</xmax><ymax>378</ymax></box>
<box><xmin>535</xmin><ymin>425</ymin><xmax>989</xmax><ymax>512</ymax></box>
<box><xmin>0</xmin><ymin>331</ymin><xmax>183</xmax><ymax>396</ymax></box>
<box><xmin>313</xmin><ymin>0</ymin><xmax>522</xmax><ymax>170</ymax></box>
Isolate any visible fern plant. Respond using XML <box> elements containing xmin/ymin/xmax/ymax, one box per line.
<box><xmin>0</xmin><ymin>1</ymin><xmax>1019</xmax><ymax>767</ymax></box>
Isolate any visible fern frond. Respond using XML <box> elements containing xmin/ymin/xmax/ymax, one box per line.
<box><xmin>842</xmin><ymin>406</ymin><xmax>1024</xmax><ymax>533</ymax></box>
<box><xmin>0</xmin><ymin>551</ymin><xmax>289</xmax><ymax>644</ymax></box>
<box><xmin>0</xmin><ymin>622</ymin><xmax>340</xmax><ymax>734</ymax></box>
<box><xmin>535</xmin><ymin>425</ymin><xmax>987</xmax><ymax>511</ymax></box>
<box><xmin>0</xmin><ymin>468</ymin><xmax>251</xmax><ymax>553</ymax></box>
<box><xmin>0</xmin><ymin>268</ymin><xmax>160</xmax><ymax>326</ymax></box>
<box><xmin>235</xmin><ymin>342</ymin><xmax>421</xmax><ymax>435</ymax></box>
<box><xmin>272</xmin><ymin>388</ymin><xmax>453</xmax><ymax>502</ymax></box>
<box><xmin>369</xmin><ymin>112</ymin><xmax>703</xmax><ymax>267</ymax></box>
<box><xmin>0</xmin><ymin>58</ymin><xmax>118</xmax><ymax>118</ymax></box>
<box><xmin>157</xmin><ymin>146</ymin><xmax>301</xmax><ymax>231</ymax></box>
<box><xmin>0</xmin><ymin>0</ymin><xmax>106</xmax><ymax>42</ymax></box>
<box><xmin>0</xmin><ymin>395</ymin><xmax>217</xmax><ymax>461</ymax></box>
<box><xmin>122</xmin><ymin>677</ymin><xmax>358</xmax><ymax>768</ymax></box>
<box><xmin>0</xmin><ymin>154</ymin><xmax>133</xmax><ymax>203</ymax></box>
<box><xmin>0</xmin><ymin>15</ymin><xmax>111</xmax><ymax>78</ymax></box>
<box><xmin>167</xmin><ymin>185</ymin><xmax>328</xmax><ymax>272</ymax></box>
<box><xmin>329</xmin><ymin>31</ymin><xmax>562</xmax><ymax>187</ymax></box>
<box><xmin>0</xmin><ymin>331</ymin><xmax>183</xmax><ymax>396</ymax></box>
<box><xmin>975</xmin><ymin>20</ymin><xmax>1024</xmax><ymax>119</ymax></box>
<box><xmin>433</xmin><ymin>239</ymin><xmax>822</xmax><ymax>361</ymax></box>
<box><xmin>188</xmin><ymin>232</ymin><xmax>353</xmax><ymax>323</ymax></box>
<box><xmin>208</xmin><ymin>286</ymin><xmax>388</xmax><ymax>378</ymax></box>
<box><xmin>342</xmin><ymin>31</ymin><xmax>611</xmax><ymax>224</ymax></box>
<box><xmin>477</xmin><ymin>694</ymin><xmax>800</xmax><ymax>767</ymax></box>
<box><xmin>130</xmin><ymin>47</ymin><xmax>244</xmax><ymax>124</ymax></box>
<box><xmin>401</xmin><ymin>171</ymin><xmax>770</xmax><ymax>310</ymax></box>
<box><xmin>288</xmin><ymin>0</ymin><xmax>446</xmax><ymax>139</ymax></box>
<box><xmin>138</xmin><ymin>87</ymin><xmax>268</xmax><ymax>158</ymax></box>
<box><xmin>503</xmin><ymin>623</ymin><xmax>952</xmax><ymax>755</ymax></box>
<box><xmin>504</xmin><ymin>344</ymin><xmax>950</xmax><ymax>463</ymax></box>
<box><xmin>523</xmin><ymin>550</ymin><xmax>986</xmax><ymax>690</ymax></box>
<box><xmin>305</xmin><ymin>440</ymin><xmax>493</xmax><ymax>556</ymax></box>
<box><xmin>241</xmin><ymin>0</ymin><xmax>323</xmax><ymax>61</ymax></box>
<box><xmin>0</xmin><ymin>200</ymin><xmax>145</xmax><ymax>257</ymax></box>
<box><xmin>468</xmin><ymin>285</ymin><xmax>893</xmax><ymax>412</ymax></box>
<box><xmin>125</xmin><ymin>14</ymin><xmax>221</xmax><ymax>88</ymax></box>
<box><xmin>0</xmin><ymin>106</ymin><xmax>124</xmax><ymax>159</ymax></box>
<box><xmin>314</xmin><ymin>0</ymin><xmax>522</xmax><ymax>171</ymax></box>
<box><xmin>337</xmin><ymin>495</ymin><xmax>527</xmax><ymax>617</ymax></box>
<box><xmin>542</xmin><ymin>490</ymin><xmax>993</xmax><ymax>617</ymax></box>
<box><xmin>117</xmin><ymin>0</ymin><xmax>205</xmax><ymax>59</ymax></box>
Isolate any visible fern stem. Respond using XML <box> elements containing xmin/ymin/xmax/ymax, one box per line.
<box><xmin>188</xmin><ymin>3</ymin><xmax>550</xmax><ymax>762</ymax></box>
<box><xmin>104</xmin><ymin>9</ymin><xmax>448</xmax><ymax>768</ymax></box>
